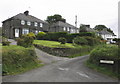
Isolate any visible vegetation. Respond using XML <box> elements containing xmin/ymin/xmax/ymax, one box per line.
<box><xmin>34</xmin><ymin>40</ymin><xmax>76</xmax><ymax>48</ymax></box>
<box><xmin>73</xmin><ymin>37</ymin><xmax>88</xmax><ymax>45</ymax></box>
<box><xmin>34</xmin><ymin>40</ymin><xmax>94</xmax><ymax>57</ymax></box>
<box><xmin>46</xmin><ymin>14</ymin><xmax>66</xmax><ymax>24</ymax></box>
<box><xmin>36</xmin><ymin>32</ymin><xmax>46</xmax><ymax>40</ymax></box>
<box><xmin>94</xmin><ymin>25</ymin><xmax>114</xmax><ymax>35</ymax></box>
<box><xmin>27</xmin><ymin>32</ymin><xmax>36</xmax><ymax>39</ymax></box>
<box><xmin>87</xmin><ymin>44</ymin><xmax>119</xmax><ymax>78</ymax></box>
<box><xmin>2</xmin><ymin>41</ymin><xmax>11</xmax><ymax>46</ymax></box>
<box><xmin>17</xmin><ymin>34</ymin><xmax>34</xmax><ymax>48</ymax></box>
<box><xmin>2</xmin><ymin>45</ymin><xmax>43</xmax><ymax>76</ymax></box>
<box><xmin>58</xmin><ymin>37</ymin><xmax>67</xmax><ymax>44</ymax></box>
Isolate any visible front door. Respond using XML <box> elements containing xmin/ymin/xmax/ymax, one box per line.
<box><xmin>15</xmin><ymin>29</ymin><xmax>19</xmax><ymax>37</ymax></box>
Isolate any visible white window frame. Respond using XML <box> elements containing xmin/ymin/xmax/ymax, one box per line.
<box><xmin>21</xmin><ymin>20</ymin><xmax>25</xmax><ymax>25</ymax></box>
<box><xmin>27</xmin><ymin>21</ymin><xmax>31</xmax><ymax>26</ymax></box>
<box><xmin>34</xmin><ymin>22</ymin><xmax>38</xmax><ymax>27</ymax></box>
<box><xmin>40</xmin><ymin>23</ymin><xmax>43</xmax><ymax>27</ymax></box>
<box><xmin>22</xmin><ymin>28</ymin><xmax>29</xmax><ymax>35</ymax></box>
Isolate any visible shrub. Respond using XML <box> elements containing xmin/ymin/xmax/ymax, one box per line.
<box><xmin>2</xmin><ymin>41</ymin><xmax>11</xmax><ymax>46</ymax></box>
<box><xmin>2</xmin><ymin>45</ymin><xmax>40</xmax><ymax>75</ymax></box>
<box><xmin>79</xmin><ymin>32</ymin><xmax>96</xmax><ymax>37</ymax></box>
<box><xmin>36</xmin><ymin>32</ymin><xmax>46</xmax><ymax>40</ymax></box>
<box><xmin>27</xmin><ymin>32</ymin><xmax>36</xmax><ymax>39</ymax></box>
<box><xmin>83</xmin><ymin>36</ymin><xmax>100</xmax><ymax>46</ymax></box>
<box><xmin>44</xmin><ymin>32</ymin><xmax>67</xmax><ymax>41</ymax></box>
<box><xmin>17</xmin><ymin>35</ymin><xmax>34</xmax><ymax>48</ymax></box>
<box><xmin>73</xmin><ymin>36</ymin><xmax>88</xmax><ymax>45</ymax></box>
<box><xmin>88</xmin><ymin>45</ymin><xmax>119</xmax><ymax>73</ymax></box>
<box><xmin>58</xmin><ymin>37</ymin><xmax>67</xmax><ymax>44</ymax></box>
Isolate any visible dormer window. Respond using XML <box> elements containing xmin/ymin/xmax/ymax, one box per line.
<box><xmin>34</xmin><ymin>22</ymin><xmax>38</xmax><ymax>26</ymax></box>
<box><xmin>27</xmin><ymin>21</ymin><xmax>31</xmax><ymax>26</ymax></box>
<box><xmin>40</xmin><ymin>23</ymin><xmax>43</xmax><ymax>27</ymax></box>
<box><xmin>21</xmin><ymin>20</ymin><xmax>25</xmax><ymax>25</ymax></box>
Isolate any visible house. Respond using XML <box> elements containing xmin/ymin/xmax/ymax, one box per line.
<box><xmin>49</xmin><ymin>21</ymin><xmax>79</xmax><ymax>33</ymax></box>
<box><xmin>98</xmin><ymin>29</ymin><xmax>116</xmax><ymax>43</ymax></box>
<box><xmin>2</xmin><ymin>11</ymin><xmax>49</xmax><ymax>38</ymax></box>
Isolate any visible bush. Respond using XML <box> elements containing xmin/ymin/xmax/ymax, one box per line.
<box><xmin>27</xmin><ymin>32</ymin><xmax>36</xmax><ymax>39</ymax></box>
<box><xmin>17</xmin><ymin>35</ymin><xmax>34</xmax><ymax>48</ymax></box>
<box><xmin>84</xmin><ymin>36</ymin><xmax>100</xmax><ymax>46</ymax></box>
<box><xmin>36</xmin><ymin>32</ymin><xmax>46</xmax><ymax>40</ymax></box>
<box><xmin>79</xmin><ymin>32</ymin><xmax>96</xmax><ymax>37</ymax></box>
<box><xmin>58</xmin><ymin>37</ymin><xmax>67</xmax><ymax>44</ymax></box>
<box><xmin>44</xmin><ymin>32</ymin><xmax>67</xmax><ymax>41</ymax></box>
<box><xmin>88</xmin><ymin>45</ymin><xmax>119</xmax><ymax>74</ymax></box>
<box><xmin>73</xmin><ymin>36</ymin><xmax>88</xmax><ymax>45</ymax></box>
<box><xmin>2</xmin><ymin>45</ymin><xmax>41</xmax><ymax>75</ymax></box>
<box><xmin>2</xmin><ymin>41</ymin><xmax>11</xmax><ymax>46</ymax></box>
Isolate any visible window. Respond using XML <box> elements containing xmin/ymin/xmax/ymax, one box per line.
<box><xmin>27</xmin><ymin>21</ymin><xmax>31</xmax><ymax>26</ymax></box>
<box><xmin>63</xmin><ymin>27</ymin><xmax>66</xmax><ymax>31</ymax></box>
<box><xmin>67</xmin><ymin>27</ymin><xmax>70</xmax><ymax>31</ymax></box>
<box><xmin>40</xmin><ymin>23</ymin><xmax>43</xmax><ymax>27</ymax></box>
<box><xmin>21</xmin><ymin>20</ymin><xmax>25</xmax><ymax>25</ymax></box>
<box><xmin>22</xmin><ymin>28</ymin><xmax>29</xmax><ymax>34</ymax></box>
<box><xmin>34</xmin><ymin>22</ymin><xmax>38</xmax><ymax>26</ymax></box>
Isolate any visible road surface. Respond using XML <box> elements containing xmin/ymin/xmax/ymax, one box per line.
<box><xmin>2</xmin><ymin>48</ymin><xmax>118</xmax><ymax>82</ymax></box>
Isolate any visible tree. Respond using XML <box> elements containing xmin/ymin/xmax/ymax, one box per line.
<box><xmin>94</xmin><ymin>25</ymin><xmax>107</xmax><ymax>31</ymax></box>
<box><xmin>46</xmin><ymin>14</ymin><xmax>66</xmax><ymax>24</ymax></box>
<box><xmin>94</xmin><ymin>25</ymin><xmax>114</xmax><ymax>34</ymax></box>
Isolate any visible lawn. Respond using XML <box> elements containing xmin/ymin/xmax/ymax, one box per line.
<box><xmin>34</xmin><ymin>40</ymin><xmax>82</xmax><ymax>48</ymax></box>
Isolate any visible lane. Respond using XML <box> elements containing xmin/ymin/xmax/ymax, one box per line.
<box><xmin>2</xmin><ymin>48</ymin><xmax>118</xmax><ymax>82</ymax></box>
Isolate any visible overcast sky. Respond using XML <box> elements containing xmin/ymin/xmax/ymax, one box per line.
<box><xmin>0</xmin><ymin>0</ymin><xmax>119</xmax><ymax>35</ymax></box>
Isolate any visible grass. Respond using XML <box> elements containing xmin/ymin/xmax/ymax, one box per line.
<box><xmin>33</xmin><ymin>40</ymin><xmax>82</xmax><ymax>48</ymax></box>
<box><xmin>2</xmin><ymin>45</ymin><xmax>44</xmax><ymax>75</ymax></box>
<box><xmin>85</xmin><ymin>60</ymin><xmax>119</xmax><ymax>79</ymax></box>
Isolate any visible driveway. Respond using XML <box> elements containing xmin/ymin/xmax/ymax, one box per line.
<box><xmin>2</xmin><ymin>48</ymin><xmax>118</xmax><ymax>82</ymax></box>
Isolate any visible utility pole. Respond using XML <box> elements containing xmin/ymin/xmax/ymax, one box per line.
<box><xmin>75</xmin><ymin>15</ymin><xmax>77</xmax><ymax>28</ymax></box>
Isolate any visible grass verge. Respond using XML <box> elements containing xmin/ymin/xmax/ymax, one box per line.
<box><xmin>2</xmin><ymin>45</ymin><xmax>44</xmax><ymax>76</ymax></box>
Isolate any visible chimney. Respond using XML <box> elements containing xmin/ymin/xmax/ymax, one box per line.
<box><xmin>24</xmin><ymin>10</ymin><xmax>29</xmax><ymax>16</ymax></box>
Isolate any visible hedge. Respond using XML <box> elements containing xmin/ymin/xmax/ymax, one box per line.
<box><xmin>2</xmin><ymin>45</ymin><xmax>41</xmax><ymax>75</ymax></box>
<box><xmin>88</xmin><ymin>44</ymin><xmax>119</xmax><ymax>77</ymax></box>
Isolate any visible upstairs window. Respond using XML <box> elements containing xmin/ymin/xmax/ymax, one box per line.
<box><xmin>21</xmin><ymin>20</ymin><xmax>25</xmax><ymax>25</ymax></box>
<box><xmin>34</xmin><ymin>22</ymin><xmax>38</xmax><ymax>27</ymax></box>
<box><xmin>27</xmin><ymin>21</ymin><xmax>31</xmax><ymax>26</ymax></box>
<box><xmin>40</xmin><ymin>23</ymin><xmax>43</xmax><ymax>27</ymax></box>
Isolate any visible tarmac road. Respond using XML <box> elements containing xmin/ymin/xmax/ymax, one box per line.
<box><xmin>2</xmin><ymin>48</ymin><xmax>118</xmax><ymax>82</ymax></box>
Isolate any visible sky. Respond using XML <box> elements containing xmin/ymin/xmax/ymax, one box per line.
<box><xmin>0</xmin><ymin>0</ymin><xmax>119</xmax><ymax>36</ymax></box>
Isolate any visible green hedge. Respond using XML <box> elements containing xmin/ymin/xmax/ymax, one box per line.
<box><xmin>36</xmin><ymin>32</ymin><xmax>96</xmax><ymax>43</ymax></box>
<box><xmin>88</xmin><ymin>44</ymin><xmax>119</xmax><ymax>78</ymax></box>
<box><xmin>2</xmin><ymin>45</ymin><xmax>41</xmax><ymax>75</ymax></box>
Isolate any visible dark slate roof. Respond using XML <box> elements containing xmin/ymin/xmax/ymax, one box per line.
<box><xmin>99</xmin><ymin>29</ymin><xmax>113</xmax><ymax>35</ymax></box>
<box><xmin>3</xmin><ymin>13</ymin><xmax>46</xmax><ymax>23</ymax></box>
<box><xmin>52</xmin><ymin>21</ymin><xmax>78</xmax><ymax>29</ymax></box>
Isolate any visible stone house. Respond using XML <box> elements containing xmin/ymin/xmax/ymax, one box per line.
<box><xmin>2</xmin><ymin>11</ymin><xmax>49</xmax><ymax>38</ymax></box>
<box><xmin>49</xmin><ymin>21</ymin><xmax>79</xmax><ymax>33</ymax></box>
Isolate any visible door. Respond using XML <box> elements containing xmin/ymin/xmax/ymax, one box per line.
<box><xmin>15</xmin><ymin>29</ymin><xmax>19</xmax><ymax>37</ymax></box>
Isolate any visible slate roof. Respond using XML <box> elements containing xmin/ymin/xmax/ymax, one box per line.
<box><xmin>99</xmin><ymin>29</ymin><xmax>113</xmax><ymax>35</ymax></box>
<box><xmin>3</xmin><ymin>13</ymin><xmax>46</xmax><ymax>23</ymax></box>
<box><xmin>52</xmin><ymin>21</ymin><xmax>78</xmax><ymax>29</ymax></box>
